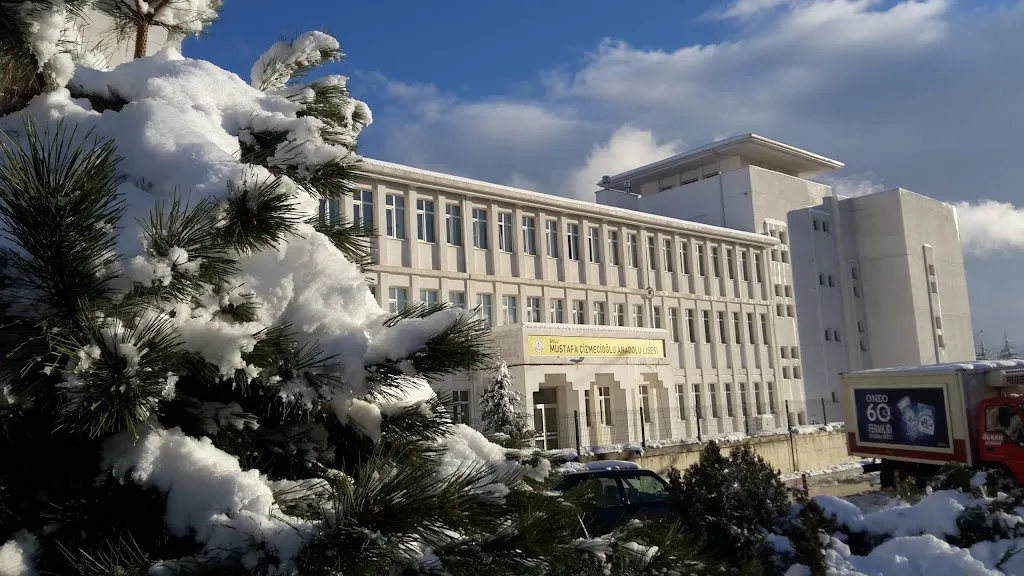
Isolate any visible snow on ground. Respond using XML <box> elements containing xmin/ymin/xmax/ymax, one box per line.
<box><xmin>780</xmin><ymin>460</ymin><xmax>873</xmax><ymax>482</ymax></box>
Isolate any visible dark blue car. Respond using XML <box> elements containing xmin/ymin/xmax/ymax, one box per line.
<box><xmin>555</xmin><ymin>460</ymin><xmax>673</xmax><ymax>536</ymax></box>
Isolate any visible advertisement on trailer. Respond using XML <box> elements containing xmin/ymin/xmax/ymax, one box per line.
<box><xmin>853</xmin><ymin>387</ymin><xmax>951</xmax><ymax>449</ymax></box>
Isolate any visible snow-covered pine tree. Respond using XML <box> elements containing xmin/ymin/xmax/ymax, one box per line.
<box><xmin>0</xmin><ymin>9</ymin><xmax>716</xmax><ymax>576</ymax></box>
<box><xmin>999</xmin><ymin>333</ymin><xmax>1020</xmax><ymax>360</ymax></box>
<box><xmin>977</xmin><ymin>336</ymin><xmax>992</xmax><ymax>361</ymax></box>
<box><xmin>92</xmin><ymin>0</ymin><xmax>222</xmax><ymax>59</ymax></box>
<box><xmin>479</xmin><ymin>359</ymin><xmax>534</xmax><ymax>447</ymax></box>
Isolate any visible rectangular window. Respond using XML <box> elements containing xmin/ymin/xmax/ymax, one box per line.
<box><xmin>754</xmin><ymin>253</ymin><xmax>763</xmax><ymax>283</ymax></box>
<box><xmin>787</xmin><ymin>304</ymin><xmax>795</xmax><ymax>317</ymax></box>
<box><xmin>717</xmin><ymin>311</ymin><xmax>727</xmax><ymax>344</ymax></box>
<box><xmin>740</xmin><ymin>383</ymin><xmax>749</xmax><ymax>416</ymax></box>
<box><xmin>931</xmin><ymin>281</ymin><xmax>938</xmax><ymax>294</ymax></box>
<box><xmin>416</xmin><ymin>198</ymin><xmax>436</xmax><ymax>242</ymax></box>
<box><xmin>781</xmin><ymin>346</ymin><xmax>790</xmax><ymax>359</ymax></box>
<box><xmin>476</xmin><ymin>294</ymin><xmax>493</xmax><ymax>326</ymax></box>
<box><xmin>760</xmin><ymin>314</ymin><xmax>770</xmax><ymax>344</ymax></box>
<box><xmin>353</xmin><ymin>189</ymin><xmax>374</xmax><ymax>225</ymax></box>
<box><xmin>754</xmin><ymin>382</ymin><xmax>764</xmax><ymax>415</ymax></box>
<box><xmin>647</xmin><ymin>235</ymin><xmax>657</xmax><ymax>270</ymax></box>
<box><xmin>497</xmin><ymin>212</ymin><xmax>514</xmax><ymax>252</ymax></box>
<box><xmin>680</xmin><ymin>241</ymin><xmax>691</xmax><ymax>274</ymax></box>
<box><xmin>825</xmin><ymin>330</ymin><xmax>832</xmax><ymax>342</ymax></box>
<box><xmin>733</xmin><ymin>312</ymin><xmax>742</xmax><ymax>344</ymax></box>
<box><xmin>696</xmin><ymin>244</ymin><xmax>706</xmax><ymax>276</ymax></box>
<box><xmin>709</xmin><ymin>384</ymin><xmax>719</xmax><ymax>418</ymax></box>
<box><xmin>746</xmin><ymin>313</ymin><xmax>756</xmax><ymax>344</ymax></box>
<box><xmin>794</xmin><ymin>366</ymin><xmax>802</xmax><ymax>379</ymax></box>
<box><xmin>813</xmin><ymin>219</ymin><xmax>819</xmax><ymax>231</ymax></box>
<box><xmin>388</xmin><ymin>287</ymin><xmax>408</xmax><ymax>313</ymax></box>
<box><xmin>448</xmin><ymin>291</ymin><xmax>466</xmax><ymax>308</ymax></box>
<box><xmin>502</xmin><ymin>295</ymin><xmax>518</xmax><ymax>324</ymax></box>
<box><xmin>669</xmin><ymin>308</ymin><xmax>680</xmax><ymax>342</ymax></box>
<box><xmin>834</xmin><ymin>330</ymin><xmax>841</xmax><ymax>342</ymax></box>
<box><xmin>711</xmin><ymin>246</ymin><xmax>721</xmax><ymax>277</ymax></box>
<box><xmin>608</xmin><ymin>231</ymin><xmax>620</xmax><ymax>266</ymax></box>
<box><xmin>653</xmin><ymin>306</ymin><xmax>662</xmax><ymax>329</ymax></box>
<box><xmin>676</xmin><ymin>384</ymin><xmax>687</xmax><ymax>420</ymax></box>
<box><xmin>767</xmin><ymin>382</ymin><xmax>777</xmax><ymax>415</ymax></box>
<box><xmin>853</xmin><ymin>285</ymin><xmax>860</xmax><ymax>298</ymax></box>
<box><xmin>526</xmin><ymin>296</ymin><xmax>542</xmax><ymax>322</ymax></box>
<box><xmin>322</xmin><ymin>198</ymin><xmax>340</xmax><ymax>223</ymax></box>
<box><xmin>640</xmin><ymin>386</ymin><xmax>652</xmax><ymax>423</ymax></box>
<box><xmin>693</xmin><ymin>384</ymin><xmax>702</xmax><ymax>418</ymax></box>
<box><xmin>572</xmin><ymin>300</ymin><xmax>586</xmax><ymax>324</ymax></box>
<box><xmin>567</xmin><ymin>224</ymin><xmax>581</xmax><ymax>260</ymax></box>
<box><xmin>725</xmin><ymin>383</ymin><xmax>734</xmax><ymax>417</ymax></box>
<box><xmin>783</xmin><ymin>366</ymin><xmax>791</xmax><ymax>379</ymax></box>
<box><xmin>726</xmin><ymin>248</ymin><xmax>735</xmax><ymax>279</ymax></box>
<box><xmin>632</xmin><ymin>305</ymin><xmax>644</xmax><ymax>327</ymax></box>
<box><xmin>822</xmin><ymin>220</ymin><xmax>830</xmax><ymax>233</ymax></box>
<box><xmin>819</xmin><ymin>274</ymin><xmax>826</xmax><ymax>286</ymax></box>
<box><xmin>445</xmin><ymin>204</ymin><xmax>462</xmax><ymax>246</ymax></box>
<box><xmin>827</xmin><ymin>274</ymin><xmax>835</xmax><ymax>287</ymax></box>
<box><xmin>740</xmin><ymin>251</ymin><xmax>749</xmax><ymax>281</ymax></box>
<box><xmin>451</xmin><ymin>390</ymin><xmax>470</xmax><ymax>424</ymax></box>
<box><xmin>934</xmin><ymin>316</ymin><xmax>942</xmax><ymax>330</ymax></box>
<box><xmin>686</xmin><ymin>309</ymin><xmax>697</xmax><ymax>342</ymax></box>
<box><xmin>545</xmin><ymin>220</ymin><xmax>559</xmax><ymax>257</ymax></box>
<box><xmin>420</xmin><ymin>289</ymin><xmax>438</xmax><ymax>305</ymax></box>
<box><xmin>663</xmin><ymin>239</ymin><xmax>674</xmax><ymax>272</ymax></box>
<box><xmin>791</xmin><ymin>347</ymin><xmax>800</xmax><ymax>359</ymax></box>
<box><xmin>702</xmin><ymin>311</ymin><xmax>712</xmax><ymax>344</ymax></box>
<box><xmin>588</xmin><ymin>227</ymin><xmax>601</xmax><ymax>263</ymax></box>
<box><xmin>521</xmin><ymin>216</ymin><xmax>537</xmax><ymax>255</ymax></box>
<box><xmin>549</xmin><ymin>298</ymin><xmax>565</xmax><ymax>323</ymax></box>
<box><xmin>472</xmin><ymin>208</ymin><xmax>488</xmax><ymax>249</ymax></box>
<box><xmin>858</xmin><ymin>321</ymin><xmax>864</xmax><ymax>333</ymax></box>
<box><xmin>627</xmin><ymin>233</ymin><xmax>639</xmax><ymax>267</ymax></box>
<box><xmin>614</xmin><ymin>304</ymin><xmax>625</xmax><ymax>327</ymax></box>
<box><xmin>385</xmin><ymin>194</ymin><xmax>406</xmax><ymax>239</ymax></box>
<box><xmin>593</xmin><ymin>301</ymin><xmax>607</xmax><ymax>325</ymax></box>
<box><xmin>598</xmin><ymin>386</ymin><xmax>612</xmax><ymax>425</ymax></box>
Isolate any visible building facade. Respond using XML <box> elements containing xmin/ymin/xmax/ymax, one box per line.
<box><xmin>598</xmin><ymin>134</ymin><xmax>974</xmax><ymax>408</ymax></box>
<box><xmin>324</xmin><ymin>157</ymin><xmax>802</xmax><ymax>449</ymax></box>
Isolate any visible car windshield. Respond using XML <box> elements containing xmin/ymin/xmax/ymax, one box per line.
<box><xmin>619</xmin><ymin>473</ymin><xmax>668</xmax><ymax>504</ymax></box>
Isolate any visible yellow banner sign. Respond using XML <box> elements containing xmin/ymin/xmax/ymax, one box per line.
<box><xmin>528</xmin><ymin>336</ymin><xmax>665</xmax><ymax>358</ymax></box>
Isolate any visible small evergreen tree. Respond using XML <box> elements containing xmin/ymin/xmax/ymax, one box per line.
<box><xmin>93</xmin><ymin>0</ymin><xmax>222</xmax><ymax>59</ymax></box>
<box><xmin>667</xmin><ymin>442</ymin><xmax>791</xmax><ymax>570</ymax></box>
<box><xmin>977</xmin><ymin>336</ymin><xmax>991</xmax><ymax>361</ymax></box>
<box><xmin>999</xmin><ymin>333</ymin><xmax>1020</xmax><ymax>360</ymax></box>
<box><xmin>479</xmin><ymin>359</ymin><xmax>534</xmax><ymax>447</ymax></box>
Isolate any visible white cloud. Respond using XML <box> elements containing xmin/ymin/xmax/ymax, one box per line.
<box><xmin>565</xmin><ymin>125</ymin><xmax>681</xmax><ymax>200</ymax></box>
<box><xmin>954</xmin><ymin>200</ymin><xmax>1024</xmax><ymax>256</ymax></box>
<box><xmin>816</xmin><ymin>173</ymin><xmax>886</xmax><ymax>198</ymax></box>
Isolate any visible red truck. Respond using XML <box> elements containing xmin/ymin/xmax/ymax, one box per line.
<box><xmin>841</xmin><ymin>360</ymin><xmax>1024</xmax><ymax>487</ymax></box>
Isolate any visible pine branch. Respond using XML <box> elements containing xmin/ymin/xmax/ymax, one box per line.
<box><xmin>127</xmin><ymin>194</ymin><xmax>238</xmax><ymax>305</ymax></box>
<box><xmin>0</xmin><ymin>120</ymin><xmax>124</xmax><ymax>322</ymax></box>
<box><xmin>52</xmin><ymin>307</ymin><xmax>184</xmax><ymax>439</ymax></box>
<box><xmin>237</xmin><ymin>132</ymin><xmax>361</xmax><ymax>200</ymax></box>
<box><xmin>309</xmin><ymin>214</ymin><xmax>376</xmax><ymax>270</ymax></box>
<box><xmin>219</xmin><ymin>175</ymin><xmax>304</xmax><ymax>253</ymax></box>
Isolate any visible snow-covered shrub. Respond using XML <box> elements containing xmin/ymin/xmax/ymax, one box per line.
<box><xmin>479</xmin><ymin>359</ymin><xmax>534</xmax><ymax>447</ymax></box>
<box><xmin>666</xmin><ymin>441</ymin><xmax>793</xmax><ymax>569</ymax></box>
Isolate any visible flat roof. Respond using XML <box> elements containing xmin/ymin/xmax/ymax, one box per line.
<box><xmin>359</xmin><ymin>158</ymin><xmax>778</xmax><ymax>247</ymax></box>
<box><xmin>601</xmin><ymin>134</ymin><xmax>844</xmax><ymax>191</ymax></box>
<box><xmin>847</xmin><ymin>359</ymin><xmax>1024</xmax><ymax>376</ymax></box>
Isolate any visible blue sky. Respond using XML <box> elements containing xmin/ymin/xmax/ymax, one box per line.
<box><xmin>188</xmin><ymin>0</ymin><xmax>1024</xmax><ymax>352</ymax></box>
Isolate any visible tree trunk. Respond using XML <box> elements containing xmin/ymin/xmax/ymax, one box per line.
<box><xmin>134</xmin><ymin>20</ymin><xmax>149</xmax><ymax>59</ymax></box>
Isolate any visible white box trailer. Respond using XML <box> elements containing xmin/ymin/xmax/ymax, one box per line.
<box><xmin>841</xmin><ymin>359</ymin><xmax>1024</xmax><ymax>487</ymax></box>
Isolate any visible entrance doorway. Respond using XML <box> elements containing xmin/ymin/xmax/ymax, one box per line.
<box><xmin>533</xmin><ymin>387</ymin><xmax>560</xmax><ymax>450</ymax></box>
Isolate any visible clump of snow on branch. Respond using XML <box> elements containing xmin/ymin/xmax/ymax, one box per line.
<box><xmin>14</xmin><ymin>0</ymin><xmax>79</xmax><ymax>87</ymax></box>
<box><xmin>0</xmin><ymin>531</ymin><xmax>39</xmax><ymax>576</ymax></box>
<box><xmin>102</xmin><ymin>425</ymin><xmax>314</xmax><ymax>570</ymax></box>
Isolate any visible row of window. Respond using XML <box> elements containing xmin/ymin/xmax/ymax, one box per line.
<box><xmin>386</xmin><ymin>287</ymin><xmax>774</xmax><ymax>346</ymax></box>
<box><xmin>335</xmin><ymin>195</ymin><xmax>766</xmax><ymax>279</ymax></box>
<box><xmin>582</xmin><ymin>381</ymin><xmax>777</xmax><ymax>427</ymax></box>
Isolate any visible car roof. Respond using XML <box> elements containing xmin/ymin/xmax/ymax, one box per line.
<box><xmin>563</xmin><ymin>460</ymin><xmax>643</xmax><ymax>475</ymax></box>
